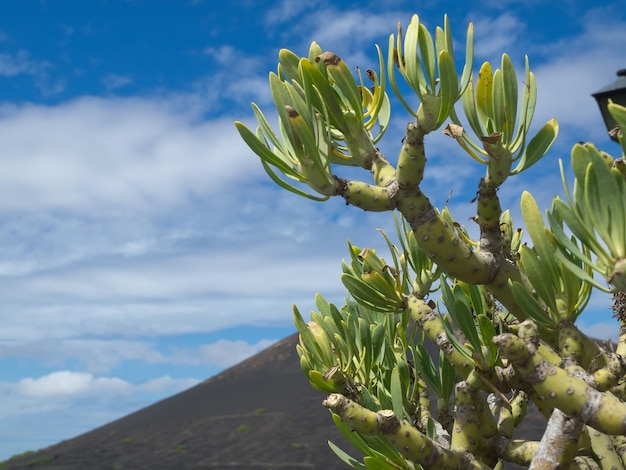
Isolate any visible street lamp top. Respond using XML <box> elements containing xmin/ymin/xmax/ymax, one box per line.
<box><xmin>591</xmin><ymin>69</ymin><xmax>626</xmax><ymax>142</ymax></box>
<box><xmin>592</xmin><ymin>69</ymin><xmax>626</xmax><ymax>99</ymax></box>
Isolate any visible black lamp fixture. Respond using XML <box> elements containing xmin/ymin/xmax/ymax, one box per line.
<box><xmin>592</xmin><ymin>69</ymin><xmax>626</xmax><ymax>142</ymax></box>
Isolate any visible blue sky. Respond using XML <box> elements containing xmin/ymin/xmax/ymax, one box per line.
<box><xmin>0</xmin><ymin>0</ymin><xmax>625</xmax><ymax>460</ymax></box>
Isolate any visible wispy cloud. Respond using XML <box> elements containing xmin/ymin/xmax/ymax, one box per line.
<box><xmin>102</xmin><ymin>74</ymin><xmax>133</xmax><ymax>91</ymax></box>
<box><xmin>472</xmin><ymin>12</ymin><xmax>525</xmax><ymax>61</ymax></box>
<box><xmin>0</xmin><ymin>50</ymin><xmax>46</xmax><ymax>77</ymax></box>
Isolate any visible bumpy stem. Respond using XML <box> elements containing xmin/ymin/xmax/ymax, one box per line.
<box><xmin>475</xmin><ymin>177</ymin><xmax>503</xmax><ymax>236</ymax></box>
<box><xmin>397</xmin><ymin>122</ymin><xmax>427</xmax><ymax>187</ymax></box>
<box><xmin>395</xmin><ymin>124</ymin><xmax>530</xmax><ymax>319</ymax></box>
<box><xmin>414</xmin><ymin>372</ymin><xmax>432</xmax><ymax>430</ymax></box>
<box><xmin>407</xmin><ymin>295</ymin><xmax>474</xmax><ymax>377</ymax></box>
<box><xmin>594</xmin><ymin>350</ymin><xmax>626</xmax><ymax>394</ymax></box>
<box><xmin>333</xmin><ymin>177</ymin><xmax>396</xmax><ymax>211</ymax></box>
<box><xmin>451</xmin><ymin>375</ymin><xmax>499</xmax><ymax>467</ymax></box>
<box><xmin>494</xmin><ymin>322</ymin><xmax>626</xmax><ymax>436</ymax></box>
<box><xmin>496</xmin><ymin>390</ymin><xmax>528</xmax><ymax>439</ymax></box>
<box><xmin>498</xmin><ymin>439</ymin><xmax>538</xmax><ymax>467</ymax></box>
<box><xmin>335</xmin><ymin>119</ymin><xmax>534</xmax><ymax>320</ymax></box>
<box><xmin>323</xmin><ymin>393</ymin><xmax>491</xmax><ymax>470</ymax></box>
<box><xmin>559</xmin><ymin>319</ymin><xmax>586</xmax><ymax>363</ymax></box>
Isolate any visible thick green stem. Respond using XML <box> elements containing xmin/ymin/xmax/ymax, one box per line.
<box><xmin>496</xmin><ymin>390</ymin><xmax>528</xmax><ymax>439</ymax></box>
<box><xmin>397</xmin><ymin>189</ymin><xmax>491</xmax><ymax>282</ymax></box>
<box><xmin>407</xmin><ymin>295</ymin><xmax>474</xmax><ymax>377</ymax></box>
<box><xmin>451</xmin><ymin>376</ymin><xmax>499</xmax><ymax>467</ymax></box>
<box><xmin>414</xmin><ymin>373</ymin><xmax>432</xmax><ymax>430</ymax></box>
<box><xmin>495</xmin><ymin>323</ymin><xmax>626</xmax><ymax>436</ymax></box>
<box><xmin>333</xmin><ymin>177</ymin><xmax>396</xmax><ymax>211</ymax></box>
<box><xmin>396</xmin><ymin>122</ymin><xmax>427</xmax><ymax>187</ymax></box>
<box><xmin>476</xmin><ymin>177</ymin><xmax>503</xmax><ymax>233</ymax></box>
<box><xmin>498</xmin><ymin>439</ymin><xmax>538</xmax><ymax>467</ymax></box>
<box><xmin>323</xmin><ymin>393</ymin><xmax>491</xmax><ymax>470</ymax></box>
<box><xmin>559</xmin><ymin>319</ymin><xmax>585</xmax><ymax>364</ymax></box>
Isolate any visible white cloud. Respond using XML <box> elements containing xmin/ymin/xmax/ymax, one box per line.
<box><xmin>0</xmin><ymin>96</ymin><xmax>259</xmax><ymax>214</ymax></box>
<box><xmin>472</xmin><ymin>12</ymin><xmax>525</xmax><ymax>61</ymax></box>
<box><xmin>0</xmin><ymin>371</ymin><xmax>200</xmax><ymax>425</ymax></box>
<box><xmin>0</xmin><ymin>50</ymin><xmax>46</xmax><ymax>77</ymax></box>
<box><xmin>170</xmin><ymin>338</ymin><xmax>277</xmax><ymax>368</ymax></box>
<box><xmin>102</xmin><ymin>74</ymin><xmax>133</xmax><ymax>91</ymax></box>
<box><xmin>0</xmin><ymin>337</ymin><xmax>279</xmax><ymax>373</ymax></box>
<box><xmin>16</xmin><ymin>371</ymin><xmax>131</xmax><ymax>398</ymax></box>
<box><xmin>10</xmin><ymin>370</ymin><xmax>197</xmax><ymax>401</ymax></box>
<box><xmin>136</xmin><ymin>375</ymin><xmax>199</xmax><ymax>393</ymax></box>
<box><xmin>263</xmin><ymin>0</ymin><xmax>318</xmax><ymax>26</ymax></box>
<box><xmin>305</xmin><ymin>10</ymin><xmax>399</xmax><ymax>48</ymax></box>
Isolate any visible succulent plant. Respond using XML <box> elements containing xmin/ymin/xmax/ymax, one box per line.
<box><xmin>237</xmin><ymin>12</ymin><xmax>626</xmax><ymax>470</ymax></box>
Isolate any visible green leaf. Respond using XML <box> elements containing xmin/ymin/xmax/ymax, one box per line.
<box><xmin>299</xmin><ymin>59</ymin><xmax>345</xmax><ymax>129</ymax></box>
<box><xmin>437</xmin><ymin>50</ymin><xmax>458</xmax><ymax>125</ymax></box>
<box><xmin>390</xmin><ymin>367</ymin><xmax>404</xmax><ymax>419</ymax></box>
<box><xmin>325</xmin><ymin>58</ymin><xmax>362</xmax><ymax>122</ymax></box>
<box><xmin>308</xmin><ymin>370</ymin><xmax>339</xmax><ymax>393</ymax></box>
<box><xmin>509</xmin><ymin>281</ymin><xmax>555</xmax><ymax>329</ymax></box>
<box><xmin>492</xmin><ymin>68</ymin><xmax>505</xmax><ymax>135</ymax></box>
<box><xmin>359</xmin><ymin>317</ymin><xmax>373</xmax><ymax>376</ymax></box>
<box><xmin>249</xmin><ymin>104</ymin><xmax>290</xmax><ymax>160</ymax></box>
<box><xmin>364</xmin><ymin>456</ymin><xmax>401</xmax><ymax>470</ymax></box>
<box><xmin>269</xmin><ymin>73</ymin><xmax>297</xmax><ymax>140</ymax></box>
<box><xmin>571</xmin><ymin>143</ymin><xmax>592</xmax><ymax>183</ymax></box>
<box><xmin>414</xmin><ymin>342</ymin><xmax>442</xmax><ymax>397</ymax></box>
<box><xmin>293</xmin><ymin>305</ymin><xmax>328</xmax><ymax>363</ymax></box>
<box><xmin>512</xmin><ymin>119</ymin><xmax>558</xmax><ymax>174</ymax></box>
<box><xmin>520</xmin><ymin>191</ymin><xmax>560</xmax><ymax>285</ymax></box>
<box><xmin>440</xmin><ymin>277</ymin><xmax>455</xmax><ymax>316</ymax></box>
<box><xmin>434</xmin><ymin>25</ymin><xmax>447</xmax><ymax>59</ymax></box>
<box><xmin>460</xmin><ymin>79</ymin><xmax>485</xmax><ymax>138</ymax></box>
<box><xmin>235</xmin><ymin>121</ymin><xmax>297</xmax><ymax>177</ymax></box>
<box><xmin>328</xmin><ymin>438</ymin><xmax>368</xmax><ymax>469</ymax></box>
<box><xmin>476</xmin><ymin>61</ymin><xmax>494</xmax><ymax>130</ymax></box>
<box><xmin>439</xmin><ymin>351</ymin><xmax>456</xmax><ymax>403</ymax></box>
<box><xmin>388</xmin><ymin>35</ymin><xmax>418</xmax><ymax>116</ymax></box>
<box><xmin>260</xmin><ymin>161</ymin><xmax>329</xmax><ymax>201</ymax></box>
<box><xmin>554</xmin><ymin>249</ymin><xmax>611</xmax><ymax>292</ymax></box>
<box><xmin>277</xmin><ymin>48</ymin><xmax>301</xmax><ymax>82</ymax></box>
<box><xmin>459</xmin><ymin>20</ymin><xmax>474</xmax><ymax>94</ymax></box>
<box><xmin>477</xmin><ymin>314</ymin><xmax>499</xmax><ymax>365</ymax></box>
<box><xmin>373</xmin><ymin>92</ymin><xmax>391</xmax><ymax>143</ymax></box>
<box><xmin>585</xmin><ymin>146</ymin><xmax>625</xmax><ymax>257</ymax></box>
<box><xmin>501</xmin><ymin>54</ymin><xmax>518</xmax><ymax>144</ymax></box>
<box><xmin>452</xmin><ymin>297</ymin><xmax>482</xmax><ymax>354</ymax></box>
<box><xmin>440</xmin><ymin>314</ymin><xmax>474</xmax><ymax>363</ymax></box>
<box><xmin>417</xmin><ymin>22</ymin><xmax>436</xmax><ymax>90</ymax></box>
<box><xmin>467</xmin><ymin>283</ymin><xmax>487</xmax><ymax>317</ymax></box>
<box><xmin>341</xmin><ymin>273</ymin><xmax>393</xmax><ymax>312</ymax></box>
<box><xmin>519</xmin><ymin>245</ymin><xmax>558</xmax><ymax>315</ymax></box>
<box><xmin>371</xmin><ymin>323</ymin><xmax>386</xmax><ymax>364</ymax></box>
<box><xmin>584</xmin><ymin>164</ymin><xmax>613</xmax><ymax>251</ymax></box>
<box><xmin>551</xmin><ymin>198</ymin><xmax>607</xmax><ymax>260</ymax></box>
